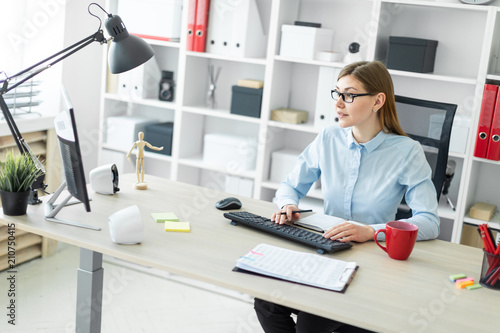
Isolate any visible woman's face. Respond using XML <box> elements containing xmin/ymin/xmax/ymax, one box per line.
<box><xmin>335</xmin><ymin>75</ymin><xmax>382</xmax><ymax>135</ymax></box>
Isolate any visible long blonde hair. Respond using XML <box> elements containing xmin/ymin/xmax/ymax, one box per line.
<box><xmin>338</xmin><ymin>61</ymin><xmax>406</xmax><ymax>136</ymax></box>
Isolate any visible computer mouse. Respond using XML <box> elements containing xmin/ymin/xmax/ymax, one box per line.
<box><xmin>215</xmin><ymin>197</ymin><xmax>242</xmax><ymax>210</ymax></box>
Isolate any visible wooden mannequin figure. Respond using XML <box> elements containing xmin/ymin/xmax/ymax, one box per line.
<box><xmin>126</xmin><ymin>131</ymin><xmax>163</xmax><ymax>190</ymax></box>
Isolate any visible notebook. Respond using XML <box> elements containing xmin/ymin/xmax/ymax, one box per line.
<box><xmin>295</xmin><ymin>213</ymin><xmax>364</xmax><ymax>233</ymax></box>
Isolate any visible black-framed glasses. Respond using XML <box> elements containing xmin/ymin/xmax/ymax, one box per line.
<box><xmin>331</xmin><ymin>89</ymin><xmax>372</xmax><ymax>103</ymax></box>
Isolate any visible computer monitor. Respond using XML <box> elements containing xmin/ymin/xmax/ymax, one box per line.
<box><xmin>44</xmin><ymin>87</ymin><xmax>100</xmax><ymax>230</ymax></box>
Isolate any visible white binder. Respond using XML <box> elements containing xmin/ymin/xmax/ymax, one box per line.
<box><xmin>206</xmin><ymin>0</ymin><xmax>266</xmax><ymax>58</ymax></box>
<box><xmin>314</xmin><ymin>66</ymin><xmax>341</xmax><ymax>129</ymax></box>
<box><xmin>116</xmin><ymin>58</ymin><xmax>161</xmax><ymax>99</ymax></box>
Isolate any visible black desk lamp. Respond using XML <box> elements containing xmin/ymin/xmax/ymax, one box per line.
<box><xmin>0</xmin><ymin>3</ymin><xmax>154</xmax><ymax>204</ymax></box>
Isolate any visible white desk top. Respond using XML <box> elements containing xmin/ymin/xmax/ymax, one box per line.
<box><xmin>1</xmin><ymin>174</ymin><xmax>498</xmax><ymax>332</ymax></box>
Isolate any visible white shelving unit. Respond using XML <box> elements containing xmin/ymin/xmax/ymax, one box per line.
<box><xmin>98</xmin><ymin>0</ymin><xmax>500</xmax><ymax>245</ymax></box>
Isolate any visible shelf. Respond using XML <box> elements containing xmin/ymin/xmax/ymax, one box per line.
<box><xmin>186</xmin><ymin>51</ymin><xmax>267</xmax><ymax>65</ymax></box>
<box><xmin>486</xmin><ymin>73</ymin><xmax>500</xmax><ymax>81</ymax></box>
<box><xmin>438</xmin><ymin>196</ymin><xmax>457</xmax><ymax>220</ymax></box>
<box><xmin>104</xmin><ymin>93</ymin><xmax>176</xmax><ymax>109</ymax></box>
<box><xmin>143</xmin><ymin>38</ymin><xmax>181</xmax><ymax>48</ymax></box>
<box><xmin>183</xmin><ymin>106</ymin><xmax>261</xmax><ymax>123</ymax></box>
<box><xmin>274</xmin><ymin>55</ymin><xmax>345</xmax><ymax>68</ymax></box>
<box><xmin>267</xmin><ymin>121</ymin><xmax>320</xmax><ymax>134</ymax></box>
<box><xmin>381</xmin><ymin>0</ymin><xmax>493</xmax><ymax>11</ymax></box>
<box><xmin>463</xmin><ymin>212</ymin><xmax>500</xmax><ymax>231</ymax></box>
<box><xmin>472</xmin><ymin>156</ymin><xmax>500</xmax><ymax>166</ymax></box>
<box><xmin>387</xmin><ymin>69</ymin><xmax>477</xmax><ymax>85</ymax></box>
<box><xmin>178</xmin><ymin>155</ymin><xmax>256</xmax><ymax>179</ymax></box>
<box><xmin>102</xmin><ymin>144</ymin><xmax>173</xmax><ymax>162</ymax></box>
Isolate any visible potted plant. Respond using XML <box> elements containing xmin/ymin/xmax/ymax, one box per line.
<box><xmin>0</xmin><ymin>150</ymin><xmax>44</xmax><ymax>216</ymax></box>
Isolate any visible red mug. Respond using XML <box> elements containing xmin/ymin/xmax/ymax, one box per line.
<box><xmin>374</xmin><ymin>221</ymin><xmax>418</xmax><ymax>260</ymax></box>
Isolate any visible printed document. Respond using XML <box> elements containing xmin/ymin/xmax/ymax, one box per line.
<box><xmin>235</xmin><ymin>243</ymin><xmax>357</xmax><ymax>292</ymax></box>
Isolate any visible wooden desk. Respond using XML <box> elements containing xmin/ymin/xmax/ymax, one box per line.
<box><xmin>1</xmin><ymin>174</ymin><xmax>498</xmax><ymax>332</ymax></box>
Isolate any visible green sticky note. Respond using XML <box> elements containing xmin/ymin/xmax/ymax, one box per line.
<box><xmin>466</xmin><ymin>284</ymin><xmax>482</xmax><ymax>290</ymax></box>
<box><xmin>151</xmin><ymin>212</ymin><xmax>179</xmax><ymax>223</ymax></box>
<box><xmin>164</xmin><ymin>221</ymin><xmax>190</xmax><ymax>232</ymax></box>
<box><xmin>449</xmin><ymin>273</ymin><xmax>466</xmax><ymax>282</ymax></box>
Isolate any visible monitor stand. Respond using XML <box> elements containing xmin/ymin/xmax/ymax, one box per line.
<box><xmin>44</xmin><ymin>181</ymin><xmax>101</xmax><ymax>231</ymax></box>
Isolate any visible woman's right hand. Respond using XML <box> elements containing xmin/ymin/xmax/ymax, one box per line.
<box><xmin>271</xmin><ymin>204</ymin><xmax>300</xmax><ymax>225</ymax></box>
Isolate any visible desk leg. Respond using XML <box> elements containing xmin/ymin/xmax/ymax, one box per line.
<box><xmin>76</xmin><ymin>248</ymin><xmax>104</xmax><ymax>333</ymax></box>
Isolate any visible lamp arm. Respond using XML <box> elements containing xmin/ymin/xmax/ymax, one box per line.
<box><xmin>0</xmin><ymin>29</ymin><xmax>106</xmax><ymax>185</ymax></box>
<box><xmin>0</xmin><ymin>95</ymin><xmax>25</xmax><ymax>153</ymax></box>
<box><xmin>1</xmin><ymin>30</ymin><xmax>106</xmax><ymax>95</ymax></box>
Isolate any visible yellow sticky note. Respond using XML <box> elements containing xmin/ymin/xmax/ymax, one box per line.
<box><xmin>164</xmin><ymin>221</ymin><xmax>190</xmax><ymax>232</ymax></box>
<box><xmin>151</xmin><ymin>212</ymin><xmax>179</xmax><ymax>223</ymax></box>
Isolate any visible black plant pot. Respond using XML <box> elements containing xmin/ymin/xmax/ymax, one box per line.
<box><xmin>0</xmin><ymin>190</ymin><xmax>30</xmax><ymax>216</ymax></box>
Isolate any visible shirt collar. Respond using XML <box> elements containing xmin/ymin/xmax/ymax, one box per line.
<box><xmin>347</xmin><ymin>128</ymin><xmax>386</xmax><ymax>153</ymax></box>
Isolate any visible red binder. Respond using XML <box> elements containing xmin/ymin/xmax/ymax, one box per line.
<box><xmin>474</xmin><ymin>83</ymin><xmax>498</xmax><ymax>158</ymax></box>
<box><xmin>487</xmin><ymin>88</ymin><xmax>500</xmax><ymax>160</ymax></box>
<box><xmin>193</xmin><ymin>0</ymin><xmax>210</xmax><ymax>52</ymax></box>
<box><xmin>186</xmin><ymin>0</ymin><xmax>197</xmax><ymax>51</ymax></box>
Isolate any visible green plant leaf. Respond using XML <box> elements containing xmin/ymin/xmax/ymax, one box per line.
<box><xmin>0</xmin><ymin>150</ymin><xmax>44</xmax><ymax>192</ymax></box>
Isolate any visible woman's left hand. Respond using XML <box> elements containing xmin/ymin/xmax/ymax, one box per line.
<box><xmin>323</xmin><ymin>222</ymin><xmax>375</xmax><ymax>243</ymax></box>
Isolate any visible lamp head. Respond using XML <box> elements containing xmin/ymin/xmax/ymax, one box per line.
<box><xmin>104</xmin><ymin>14</ymin><xmax>154</xmax><ymax>74</ymax></box>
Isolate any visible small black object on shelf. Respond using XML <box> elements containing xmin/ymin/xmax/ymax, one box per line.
<box><xmin>159</xmin><ymin>70</ymin><xmax>175</xmax><ymax>101</ymax></box>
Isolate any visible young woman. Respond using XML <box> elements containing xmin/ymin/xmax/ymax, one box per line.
<box><xmin>254</xmin><ymin>61</ymin><xmax>439</xmax><ymax>333</ymax></box>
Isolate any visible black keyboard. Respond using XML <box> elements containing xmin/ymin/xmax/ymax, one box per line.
<box><xmin>223</xmin><ymin>211</ymin><xmax>352</xmax><ymax>254</ymax></box>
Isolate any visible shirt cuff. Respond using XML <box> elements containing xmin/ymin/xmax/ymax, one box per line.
<box><xmin>370</xmin><ymin>224</ymin><xmax>387</xmax><ymax>241</ymax></box>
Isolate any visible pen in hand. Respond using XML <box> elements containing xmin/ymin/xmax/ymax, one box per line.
<box><xmin>279</xmin><ymin>209</ymin><xmax>313</xmax><ymax>215</ymax></box>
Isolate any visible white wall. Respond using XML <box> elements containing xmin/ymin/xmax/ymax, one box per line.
<box><xmin>0</xmin><ymin>0</ymin><xmax>66</xmax><ymax>123</ymax></box>
<box><xmin>62</xmin><ymin>1</ymin><xmax>105</xmax><ymax>177</ymax></box>
<box><xmin>0</xmin><ymin>0</ymin><xmax>103</xmax><ymax>180</ymax></box>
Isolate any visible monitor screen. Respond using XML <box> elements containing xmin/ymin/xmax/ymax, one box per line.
<box><xmin>53</xmin><ymin>91</ymin><xmax>91</xmax><ymax>212</ymax></box>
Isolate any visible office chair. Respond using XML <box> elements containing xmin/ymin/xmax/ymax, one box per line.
<box><xmin>394</xmin><ymin>95</ymin><xmax>457</xmax><ymax>219</ymax></box>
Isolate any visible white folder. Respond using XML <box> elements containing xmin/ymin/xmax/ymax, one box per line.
<box><xmin>206</xmin><ymin>0</ymin><xmax>266</xmax><ymax>58</ymax></box>
<box><xmin>117</xmin><ymin>58</ymin><xmax>161</xmax><ymax>99</ymax></box>
<box><xmin>314</xmin><ymin>66</ymin><xmax>341</xmax><ymax>129</ymax></box>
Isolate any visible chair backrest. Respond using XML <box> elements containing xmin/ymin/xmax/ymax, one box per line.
<box><xmin>394</xmin><ymin>95</ymin><xmax>457</xmax><ymax>218</ymax></box>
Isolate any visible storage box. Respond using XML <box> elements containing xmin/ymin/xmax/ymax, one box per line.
<box><xmin>118</xmin><ymin>0</ymin><xmax>182</xmax><ymax>40</ymax></box>
<box><xmin>469</xmin><ymin>202</ymin><xmax>497</xmax><ymax>221</ymax></box>
<box><xmin>203</xmin><ymin>133</ymin><xmax>257</xmax><ymax>171</ymax></box>
<box><xmin>106</xmin><ymin>116</ymin><xmax>156</xmax><ymax>150</ymax></box>
<box><xmin>386</xmin><ymin>36</ymin><xmax>438</xmax><ymax>73</ymax></box>
<box><xmin>279</xmin><ymin>25</ymin><xmax>333</xmax><ymax>60</ymax></box>
<box><xmin>271</xmin><ymin>108</ymin><xmax>308</xmax><ymax>124</ymax></box>
<box><xmin>225</xmin><ymin>175</ymin><xmax>254</xmax><ymax>197</ymax></box>
<box><xmin>144</xmin><ymin>122</ymin><xmax>174</xmax><ymax>156</ymax></box>
<box><xmin>230</xmin><ymin>86</ymin><xmax>263</xmax><ymax>118</ymax></box>
<box><xmin>269</xmin><ymin>149</ymin><xmax>301</xmax><ymax>182</ymax></box>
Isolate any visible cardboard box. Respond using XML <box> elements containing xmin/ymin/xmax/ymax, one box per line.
<box><xmin>144</xmin><ymin>122</ymin><xmax>174</xmax><ymax>156</ymax></box>
<box><xmin>106</xmin><ymin>116</ymin><xmax>156</xmax><ymax>150</ymax></box>
<box><xmin>279</xmin><ymin>25</ymin><xmax>333</xmax><ymax>60</ymax></box>
<box><xmin>271</xmin><ymin>108</ymin><xmax>308</xmax><ymax>124</ymax></box>
<box><xmin>469</xmin><ymin>202</ymin><xmax>497</xmax><ymax>221</ymax></box>
<box><xmin>203</xmin><ymin>133</ymin><xmax>257</xmax><ymax>171</ymax></box>
<box><xmin>386</xmin><ymin>36</ymin><xmax>438</xmax><ymax>73</ymax></box>
<box><xmin>269</xmin><ymin>149</ymin><xmax>301</xmax><ymax>182</ymax></box>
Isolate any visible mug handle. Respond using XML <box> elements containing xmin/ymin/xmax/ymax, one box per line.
<box><xmin>374</xmin><ymin>229</ymin><xmax>387</xmax><ymax>253</ymax></box>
